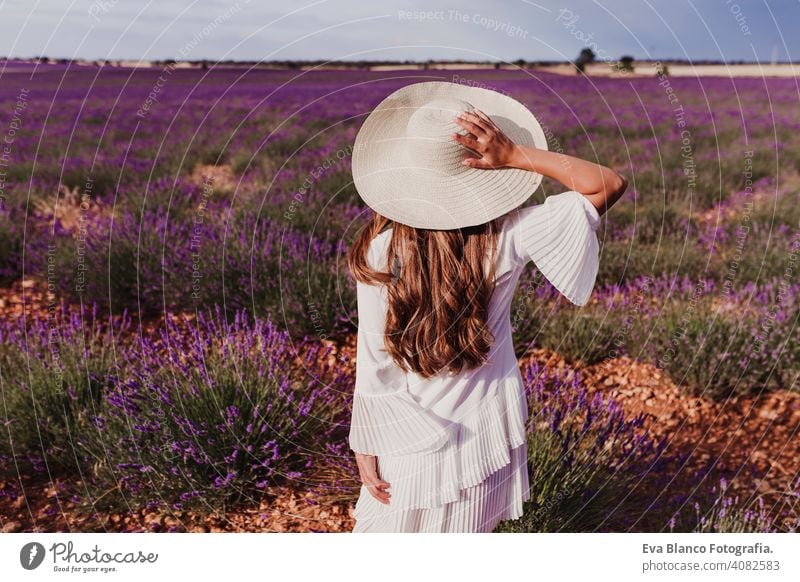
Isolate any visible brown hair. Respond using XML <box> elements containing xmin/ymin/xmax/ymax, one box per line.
<box><xmin>348</xmin><ymin>212</ymin><xmax>502</xmax><ymax>378</ymax></box>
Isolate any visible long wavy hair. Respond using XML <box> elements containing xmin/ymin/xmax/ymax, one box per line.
<box><xmin>348</xmin><ymin>212</ymin><xmax>502</xmax><ymax>378</ymax></box>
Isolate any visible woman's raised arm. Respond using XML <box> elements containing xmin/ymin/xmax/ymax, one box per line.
<box><xmin>452</xmin><ymin>109</ymin><xmax>628</xmax><ymax>217</ymax></box>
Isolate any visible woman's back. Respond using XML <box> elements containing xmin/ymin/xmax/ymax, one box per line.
<box><xmin>350</xmin><ymin>189</ymin><xmax>601</xmax><ymax>451</ymax></box>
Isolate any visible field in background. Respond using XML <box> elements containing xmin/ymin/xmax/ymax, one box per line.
<box><xmin>0</xmin><ymin>66</ymin><xmax>798</xmax><ymax>532</ymax></box>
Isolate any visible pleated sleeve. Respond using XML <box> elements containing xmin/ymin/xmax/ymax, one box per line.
<box><xmin>507</xmin><ymin>190</ymin><xmax>602</xmax><ymax>306</ymax></box>
<box><xmin>348</xmin><ymin>238</ymin><xmax>453</xmax><ymax>457</ymax></box>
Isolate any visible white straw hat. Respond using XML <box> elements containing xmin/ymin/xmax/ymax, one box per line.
<box><xmin>351</xmin><ymin>81</ymin><xmax>549</xmax><ymax>230</ymax></box>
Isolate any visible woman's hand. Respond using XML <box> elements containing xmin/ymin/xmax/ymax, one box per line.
<box><xmin>454</xmin><ymin>108</ymin><xmax>628</xmax><ymax>216</ymax></box>
<box><xmin>451</xmin><ymin>108</ymin><xmax>519</xmax><ymax>169</ymax></box>
<box><xmin>355</xmin><ymin>452</ymin><xmax>391</xmax><ymax>504</ymax></box>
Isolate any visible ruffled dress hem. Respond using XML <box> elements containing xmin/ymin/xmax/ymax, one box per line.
<box><xmin>352</xmin><ymin>376</ymin><xmax>531</xmax><ymax>532</ymax></box>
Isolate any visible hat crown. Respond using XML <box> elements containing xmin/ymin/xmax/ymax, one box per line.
<box><xmin>351</xmin><ymin>81</ymin><xmax>548</xmax><ymax>229</ymax></box>
<box><xmin>404</xmin><ymin>97</ymin><xmax>475</xmax><ymax>175</ymax></box>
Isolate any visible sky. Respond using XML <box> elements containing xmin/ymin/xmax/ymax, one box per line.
<box><xmin>0</xmin><ymin>0</ymin><xmax>797</xmax><ymax>63</ymax></box>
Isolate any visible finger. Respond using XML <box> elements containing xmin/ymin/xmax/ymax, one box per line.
<box><xmin>472</xmin><ymin>108</ymin><xmax>497</xmax><ymax>129</ymax></box>
<box><xmin>370</xmin><ymin>491</ymin><xmax>390</xmax><ymax>504</ymax></box>
<box><xmin>452</xmin><ymin>119</ymin><xmax>483</xmax><ymax>142</ymax></box>
<box><xmin>453</xmin><ymin>114</ymin><xmax>488</xmax><ymax>137</ymax></box>
<box><xmin>462</xmin><ymin>156</ymin><xmax>492</xmax><ymax>169</ymax></box>
<box><xmin>366</xmin><ymin>478</ymin><xmax>391</xmax><ymax>492</ymax></box>
<box><xmin>454</xmin><ymin>127</ymin><xmax>479</xmax><ymax>140</ymax></box>
<box><xmin>451</xmin><ymin>132</ymin><xmax>480</xmax><ymax>152</ymax></box>
<box><xmin>368</xmin><ymin>490</ymin><xmax>390</xmax><ymax>504</ymax></box>
<box><xmin>364</xmin><ymin>476</ymin><xmax>391</xmax><ymax>488</ymax></box>
<box><xmin>458</xmin><ymin>110</ymin><xmax>492</xmax><ymax>135</ymax></box>
<box><xmin>475</xmin><ymin>109</ymin><xmax>500</xmax><ymax>131</ymax></box>
<box><xmin>366</xmin><ymin>484</ymin><xmax>391</xmax><ymax>504</ymax></box>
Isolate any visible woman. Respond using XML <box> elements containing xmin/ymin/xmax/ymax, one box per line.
<box><xmin>347</xmin><ymin>81</ymin><xmax>627</xmax><ymax>533</ymax></box>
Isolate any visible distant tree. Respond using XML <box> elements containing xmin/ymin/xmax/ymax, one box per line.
<box><xmin>578</xmin><ymin>48</ymin><xmax>595</xmax><ymax>63</ymax></box>
<box><xmin>617</xmin><ymin>55</ymin><xmax>635</xmax><ymax>72</ymax></box>
<box><xmin>513</xmin><ymin>58</ymin><xmax>526</xmax><ymax>68</ymax></box>
<box><xmin>574</xmin><ymin>48</ymin><xmax>595</xmax><ymax>75</ymax></box>
<box><xmin>655</xmin><ymin>62</ymin><xmax>670</xmax><ymax>77</ymax></box>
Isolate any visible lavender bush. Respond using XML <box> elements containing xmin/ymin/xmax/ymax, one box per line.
<box><xmin>511</xmin><ymin>272</ymin><xmax>799</xmax><ymax>398</ymax></box>
<box><xmin>0</xmin><ymin>303</ymin><xmax>131</xmax><ymax>474</ymax></box>
<box><xmin>668</xmin><ymin>477</ymin><xmax>798</xmax><ymax>533</ymax></box>
<box><xmin>0</xmin><ymin>205</ymin><xmax>25</xmax><ymax>284</ymax></box>
<box><xmin>496</xmin><ymin>361</ymin><xmax>672</xmax><ymax>532</ymax></box>
<box><xmin>33</xmin><ymin>201</ymin><xmax>355</xmax><ymax>337</ymax></box>
<box><xmin>496</xmin><ymin>362</ymin><xmax>796</xmax><ymax>533</ymax></box>
<box><xmin>77</xmin><ymin>306</ymin><xmax>352</xmax><ymax>514</ymax></box>
<box><xmin>632</xmin><ymin>277</ymin><xmax>799</xmax><ymax>398</ymax></box>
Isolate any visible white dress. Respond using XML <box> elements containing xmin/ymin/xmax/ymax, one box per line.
<box><xmin>349</xmin><ymin>190</ymin><xmax>602</xmax><ymax>533</ymax></box>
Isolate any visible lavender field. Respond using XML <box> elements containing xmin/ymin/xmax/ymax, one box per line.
<box><xmin>1</xmin><ymin>64</ymin><xmax>798</xmax><ymax>532</ymax></box>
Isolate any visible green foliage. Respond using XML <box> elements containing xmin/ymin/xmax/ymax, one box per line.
<box><xmin>496</xmin><ymin>365</ymin><xmax>667</xmax><ymax>532</ymax></box>
<box><xmin>596</xmin><ymin>238</ymin><xmax>712</xmax><ymax>286</ymax></box>
<box><xmin>0</xmin><ymin>308</ymin><xmax>128</xmax><ymax>474</ymax></box>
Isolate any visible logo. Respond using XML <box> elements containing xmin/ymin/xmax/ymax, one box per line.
<box><xmin>20</xmin><ymin>542</ymin><xmax>46</xmax><ymax>570</ymax></box>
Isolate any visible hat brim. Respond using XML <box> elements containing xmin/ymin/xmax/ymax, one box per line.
<box><xmin>351</xmin><ymin>81</ymin><xmax>549</xmax><ymax>230</ymax></box>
